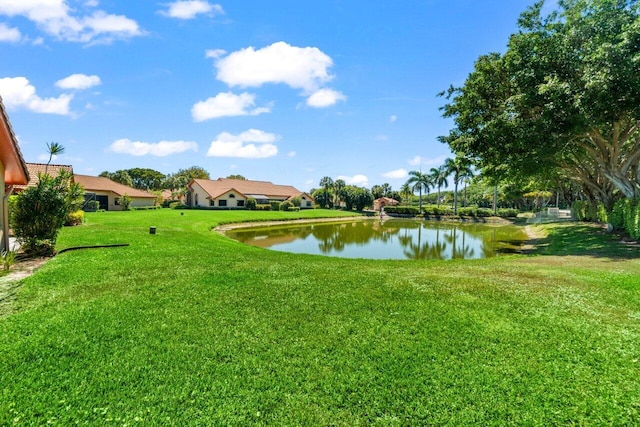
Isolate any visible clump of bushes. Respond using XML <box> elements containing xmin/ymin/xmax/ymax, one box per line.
<box><xmin>13</xmin><ymin>171</ymin><xmax>83</xmax><ymax>255</ymax></box>
<box><xmin>246</xmin><ymin>197</ymin><xmax>257</xmax><ymax>210</ymax></box>
<box><xmin>384</xmin><ymin>206</ymin><xmax>420</xmax><ymax>216</ymax></box>
<box><xmin>423</xmin><ymin>206</ymin><xmax>454</xmax><ymax>216</ymax></box>
<box><xmin>169</xmin><ymin>202</ymin><xmax>189</xmax><ymax>209</ymax></box>
<box><xmin>609</xmin><ymin>198</ymin><xmax>640</xmax><ymax>240</ymax></box>
<box><xmin>65</xmin><ymin>210</ymin><xmax>85</xmax><ymax>226</ymax></box>
<box><xmin>572</xmin><ymin>201</ymin><xmax>609</xmax><ymax>223</ymax></box>
<box><xmin>497</xmin><ymin>208</ymin><xmax>519</xmax><ymax>218</ymax></box>
<box><xmin>255</xmin><ymin>204</ymin><xmax>271</xmax><ymax>211</ymax></box>
<box><xmin>270</xmin><ymin>201</ymin><xmax>281</xmax><ymax>211</ymax></box>
<box><xmin>457</xmin><ymin>207</ymin><xmax>493</xmax><ymax>217</ymax></box>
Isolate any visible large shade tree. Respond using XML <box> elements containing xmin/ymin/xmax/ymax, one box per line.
<box><xmin>440</xmin><ymin>0</ymin><xmax>640</xmax><ymax>207</ymax></box>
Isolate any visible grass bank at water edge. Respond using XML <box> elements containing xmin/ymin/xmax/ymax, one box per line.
<box><xmin>1</xmin><ymin>209</ymin><xmax>639</xmax><ymax>425</ymax></box>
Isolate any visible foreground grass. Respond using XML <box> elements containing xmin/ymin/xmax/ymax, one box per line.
<box><xmin>1</xmin><ymin>210</ymin><xmax>640</xmax><ymax>425</ymax></box>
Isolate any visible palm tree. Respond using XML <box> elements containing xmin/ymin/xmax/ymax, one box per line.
<box><xmin>430</xmin><ymin>165</ymin><xmax>449</xmax><ymax>207</ymax></box>
<box><xmin>406</xmin><ymin>170</ymin><xmax>432</xmax><ymax>213</ymax></box>
<box><xmin>444</xmin><ymin>156</ymin><xmax>473</xmax><ymax>214</ymax></box>
<box><xmin>400</xmin><ymin>182</ymin><xmax>412</xmax><ymax>206</ymax></box>
<box><xmin>333</xmin><ymin>179</ymin><xmax>346</xmax><ymax>208</ymax></box>
<box><xmin>319</xmin><ymin>176</ymin><xmax>334</xmax><ymax>209</ymax></box>
<box><xmin>45</xmin><ymin>141</ymin><xmax>65</xmax><ymax>174</ymax></box>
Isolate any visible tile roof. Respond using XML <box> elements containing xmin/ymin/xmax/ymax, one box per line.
<box><xmin>14</xmin><ymin>163</ymin><xmax>73</xmax><ymax>191</ymax></box>
<box><xmin>0</xmin><ymin>96</ymin><xmax>29</xmax><ymax>185</ymax></box>
<box><xmin>191</xmin><ymin>178</ymin><xmax>311</xmax><ymax>200</ymax></box>
<box><xmin>74</xmin><ymin>174</ymin><xmax>157</xmax><ymax>198</ymax></box>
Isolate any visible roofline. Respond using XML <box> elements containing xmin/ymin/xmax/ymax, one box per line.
<box><xmin>0</xmin><ymin>96</ymin><xmax>30</xmax><ymax>185</ymax></box>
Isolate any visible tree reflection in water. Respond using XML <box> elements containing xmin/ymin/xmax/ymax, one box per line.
<box><xmin>227</xmin><ymin>219</ymin><xmax>528</xmax><ymax>260</ymax></box>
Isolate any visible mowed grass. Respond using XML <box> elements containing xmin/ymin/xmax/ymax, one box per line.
<box><xmin>2</xmin><ymin>209</ymin><xmax>640</xmax><ymax>425</ymax></box>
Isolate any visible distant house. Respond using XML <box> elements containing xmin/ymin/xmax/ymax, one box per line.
<box><xmin>74</xmin><ymin>174</ymin><xmax>157</xmax><ymax>211</ymax></box>
<box><xmin>13</xmin><ymin>163</ymin><xmax>74</xmax><ymax>192</ymax></box>
<box><xmin>187</xmin><ymin>178</ymin><xmax>314</xmax><ymax>209</ymax></box>
<box><xmin>0</xmin><ymin>97</ymin><xmax>30</xmax><ymax>252</ymax></box>
<box><xmin>373</xmin><ymin>197</ymin><xmax>400</xmax><ymax>211</ymax></box>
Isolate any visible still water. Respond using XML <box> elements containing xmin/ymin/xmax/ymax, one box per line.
<box><xmin>226</xmin><ymin>219</ymin><xmax>529</xmax><ymax>260</ymax></box>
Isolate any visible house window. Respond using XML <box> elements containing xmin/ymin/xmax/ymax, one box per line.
<box><xmin>115</xmin><ymin>198</ymin><xmax>120</xmax><ymax>206</ymax></box>
<box><xmin>219</xmin><ymin>200</ymin><xmax>227</xmax><ymax>207</ymax></box>
<box><xmin>210</xmin><ymin>200</ymin><xmax>215</xmax><ymax>207</ymax></box>
<box><xmin>229</xmin><ymin>194</ymin><xmax>235</xmax><ymax>198</ymax></box>
<box><xmin>195</xmin><ymin>194</ymin><xmax>199</xmax><ymax>206</ymax></box>
<box><xmin>237</xmin><ymin>200</ymin><xmax>245</xmax><ymax>207</ymax></box>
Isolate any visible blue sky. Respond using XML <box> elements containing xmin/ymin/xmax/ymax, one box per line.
<box><xmin>0</xmin><ymin>0</ymin><xmax>549</xmax><ymax>191</ymax></box>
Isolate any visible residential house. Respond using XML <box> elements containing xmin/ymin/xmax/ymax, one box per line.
<box><xmin>373</xmin><ymin>197</ymin><xmax>400</xmax><ymax>211</ymax></box>
<box><xmin>187</xmin><ymin>178</ymin><xmax>314</xmax><ymax>209</ymax></box>
<box><xmin>0</xmin><ymin>97</ymin><xmax>30</xmax><ymax>252</ymax></box>
<box><xmin>74</xmin><ymin>174</ymin><xmax>157</xmax><ymax>211</ymax></box>
<box><xmin>13</xmin><ymin>163</ymin><xmax>74</xmax><ymax>192</ymax></box>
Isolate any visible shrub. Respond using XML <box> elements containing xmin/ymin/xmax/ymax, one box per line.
<box><xmin>246</xmin><ymin>197</ymin><xmax>257</xmax><ymax>210</ymax></box>
<box><xmin>65</xmin><ymin>210</ymin><xmax>85</xmax><ymax>226</ymax></box>
<box><xmin>497</xmin><ymin>208</ymin><xmax>519</xmax><ymax>218</ymax></box>
<box><xmin>121</xmin><ymin>194</ymin><xmax>132</xmax><ymax>211</ymax></box>
<box><xmin>256</xmin><ymin>204</ymin><xmax>271</xmax><ymax>211</ymax></box>
<box><xmin>280</xmin><ymin>200</ymin><xmax>294</xmax><ymax>211</ymax></box>
<box><xmin>170</xmin><ymin>202</ymin><xmax>189</xmax><ymax>209</ymax></box>
<box><xmin>84</xmin><ymin>200</ymin><xmax>100</xmax><ymax>212</ymax></box>
<box><xmin>423</xmin><ymin>206</ymin><xmax>453</xmax><ymax>216</ymax></box>
<box><xmin>572</xmin><ymin>201</ymin><xmax>608</xmax><ymax>223</ymax></box>
<box><xmin>13</xmin><ymin>171</ymin><xmax>83</xmax><ymax>255</ymax></box>
<box><xmin>290</xmin><ymin>196</ymin><xmax>302</xmax><ymax>207</ymax></box>
<box><xmin>270</xmin><ymin>201</ymin><xmax>281</xmax><ymax>211</ymax></box>
<box><xmin>611</xmin><ymin>198</ymin><xmax>640</xmax><ymax>240</ymax></box>
<box><xmin>384</xmin><ymin>206</ymin><xmax>420</xmax><ymax>216</ymax></box>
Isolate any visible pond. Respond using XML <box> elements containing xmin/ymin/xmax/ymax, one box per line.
<box><xmin>225</xmin><ymin>219</ymin><xmax>530</xmax><ymax>260</ymax></box>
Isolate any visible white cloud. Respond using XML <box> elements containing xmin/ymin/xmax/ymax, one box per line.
<box><xmin>215</xmin><ymin>41</ymin><xmax>334</xmax><ymax>92</ymax></box>
<box><xmin>389</xmin><ymin>115</ymin><xmax>397</xmax><ymax>123</ymax></box>
<box><xmin>107</xmin><ymin>139</ymin><xmax>198</xmax><ymax>157</ymax></box>
<box><xmin>408</xmin><ymin>155</ymin><xmax>448</xmax><ymax>167</ymax></box>
<box><xmin>382</xmin><ymin>168</ymin><xmax>408</xmax><ymax>179</ymax></box>
<box><xmin>206</xmin><ymin>129</ymin><xmax>279</xmax><ymax>159</ymax></box>
<box><xmin>0</xmin><ymin>23</ymin><xmax>21</xmax><ymax>42</ymax></box>
<box><xmin>55</xmin><ymin>73</ymin><xmax>101</xmax><ymax>90</ymax></box>
<box><xmin>0</xmin><ymin>76</ymin><xmax>72</xmax><ymax>115</ymax></box>
<box><xmin>337</xmin><ymin>174</ymin><xmax>369</xmax><ymax>187</ymax></box>
<box><xmin>0</xmin><ymin>1</ymin><xmax>143</xmax><ymax>44</ymax></box>
<box><xmin>160</xmin><ymin>1</ymin><xmax>224</xmax><ymax>20</ymax></box>
<box><xmin>287</xmin><ymin>151</ymin><xmax>296</xmax><ymax>157</ymax></box>
<box><xmin>205</xmin><ymin>48</ymin><xmax>226</xmax><ymax>59</ymax></box>
<box><xmin>191</xmin><ymin>92</ymin><xmax>270</xmax><ymax>121</ymax></box>
<box><xmin>306</xmin><ymin>88</ymin><xmax>346</xmax><ymax>108</ymax></box>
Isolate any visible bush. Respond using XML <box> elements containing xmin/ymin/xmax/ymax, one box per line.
<box><xmin>280</xmin><ymin>200</ymin><xmax>294</xmax><ymax>211</ymax></box>
<box><xmin>423</xmin><ymin>206</ymin><xmax>453</xmax><ymax>216</ymax></box>
<box><xmin>384</xmin><ymin>206</ymin><xmax>420</xmax><ymax>216</ymax></box>
<box><xmin>84</xmin><ymin>200</ymin><xmax>100</xmax><ymax>212</ymax></box>
<box><xmin>572</xmin><ymin>201</ymin><xmax>608</xmax><ymax>223</ymax></box>
<box><xmin>170</xmin><ymin>202</ymin><xmax>189</xmax><ymax>209</ymax></box>
<box><xmin>610</xmin><ymin>198</ymin><xmax>640</xmax><ymax>240</ymax></box>
<box><xmin>246</xmin><ymin>197</ymin><xmax>257</xmax><ymax>210</ymax></box>
<box><xmin>65</xmin><ymin>210</ymin><xmax>85</xmax><ymax>226</ymax></box>
<box><xmin>121</xmin><ymin>194</ymin><xmax>132</xmax><ymax>211</ymax></box>
<box><xmin>497</xmin><ymin>208</ymin><xmax>519</xmax><ymax>218</ymax></box>
<box><xmin>256</xmin><ymin>204</ymin><xmax>271</xmax><ymax>211</ymax></box>
<box><xmin>270</xmin><ymin>201</ymin><xmax>281</xmax><ymax>211</ymax></box>
<box><xmin>13</xmin><ymin>171</ymin><xmax>83</xmax><ymax>255</ymax></box>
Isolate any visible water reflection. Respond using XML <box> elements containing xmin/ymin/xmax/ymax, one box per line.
<box><xmin>226</xmin><ymin>219</ymin><xmax>529</xmax><ymax>260</ymax></box>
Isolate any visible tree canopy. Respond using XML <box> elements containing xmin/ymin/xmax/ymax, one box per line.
<box><xmin>440</xmin><ymin>0</ymin><xmax>640</xmax><ymax>206</ymax></box>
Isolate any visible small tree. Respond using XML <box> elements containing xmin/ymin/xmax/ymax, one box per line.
<box><xmin>121</xmin><ymin>194</ymin><xmax>132</xmax><ymax>211</ymax></box>
<box><xmin>246</xmin><ymin>197</ymin><xmax>257</xmax><ymax>210</ymax></box>
<box><xmin>13</xmin><ymin>170</ymin><xmax>83</xmax><ymax>255</ymax></box>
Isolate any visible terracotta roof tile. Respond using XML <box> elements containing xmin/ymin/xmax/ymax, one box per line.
<box><xmin>74</xmin><ymin>174</ymin><xmax>156</xmax><ymax>198</ymax></box>
<box><xmin>191</xmin><ymin>178</ymin><xmax>311</xmax><ymax>200</ymax></box>
<box><xmin>14</xmin><ymin>163</ymin><xmax>73</xmax><ymax>191</ymax></box>
<box><xmin>0</xmin><ymin>96</ymin><xmax>29</xmax><ymax>185</ymax></box>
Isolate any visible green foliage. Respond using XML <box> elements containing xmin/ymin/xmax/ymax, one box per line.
<box><xmin>84</xmin><ymin>200</ymin><xmax>100</xmax><ymax>212</ymax></box>
<box><xmin>169</xmin><ymin>202</ymin><xmax>189</xmax><ymax>209</ymax></box>
<box><xmin>312</xmin><ymin>188</ymin><xmax>333</xmax><ymax>209</ymax></box>
<box><xmin>246</xmin><ymin>197</ymin><xmax>257</xmax><ymax>210</ymax></box>
<box><xmin>457</xmin><ymin>207</ymin><xmax>493</xmax><ymax>217</ymax></box>
<box><xmin>121</xmin><ymin>194</ymin><xmax>132</xmax><ymax>211</ymax></box>
<box><xmin>572</xmin><ymin>201</ymin><xmax>609</xmax><ymax>223</ymax></box>
<box><xmin>13</xmin><ymin>171</ymin><xmax>84</xmax><ymax>255</ymax></box>
<box><xmin>130</xmin><ymin>206</ymin><xmax>161</xmax><ymax>211</ymax></box>
<box><xmin>1</xmin><ymin>250</ymin><xmax>16</xmax><ymax>272</ymax></box>
<box><xmin>65</xmin><ymin>210</ymin><xmax>85</xmax><ymax>226</ymax></box>
<box><xmin>255</xmin><ymin>204</ymin><xmax>272</xmax><ymax>211</ymax></box>
<box><xmin>270</xmin><ymin>201</ymin><xmax>281</xmax><ymax>211</ymax></box>
<box><xmin>343</xmin><ymin>186</ymin><xmax>373</xmax><ymax>211</ymax></box>
<box><xmin>7</xmin><ymin>195</ymin><xmax>17</xmax><ymax>231</ymax></box>
<box><xmin>610</xmin><ymin>198</ymin><xmax>640</xmax><ymax>240</ymax></box>
<box><xmin>423</xmin><ymin>206</ymin><xmax>454</xmax><ymax>216</ymax></box>
<box><xmin>384</xmin><ymin>206</ymin><xmax>420</xmax><ymax>216</ymax></box>
<box><xmin>280</xmin><ymin>200</ymin><xmax>294</xmax><ymax>211</ymax></box>
<box><xmin>497</xmin><ymin>208</ymin><xmax>519</xmax><ymax>218</ymax></box>
<box><xmin>289</xmin><ymin>196</ymin><xmax>302</xmax><ymax>207</ymax></box>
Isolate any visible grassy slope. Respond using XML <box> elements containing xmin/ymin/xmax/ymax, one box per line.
<box><xmin>1</xmin><ymin>210</ymin><xmax>639</xmax><ymax>425</ymax></box>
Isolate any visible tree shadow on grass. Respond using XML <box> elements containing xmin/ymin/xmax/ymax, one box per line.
<box><xmin>529</xmin><ymin>223</ymin><xmax>640</xmax><ymax>259</ymax></box>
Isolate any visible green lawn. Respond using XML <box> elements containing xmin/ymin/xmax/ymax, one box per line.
<box><xmin>2</xmin><ymin>209</ymin><xmax>639</xmax><ymax>425</ymax></box>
